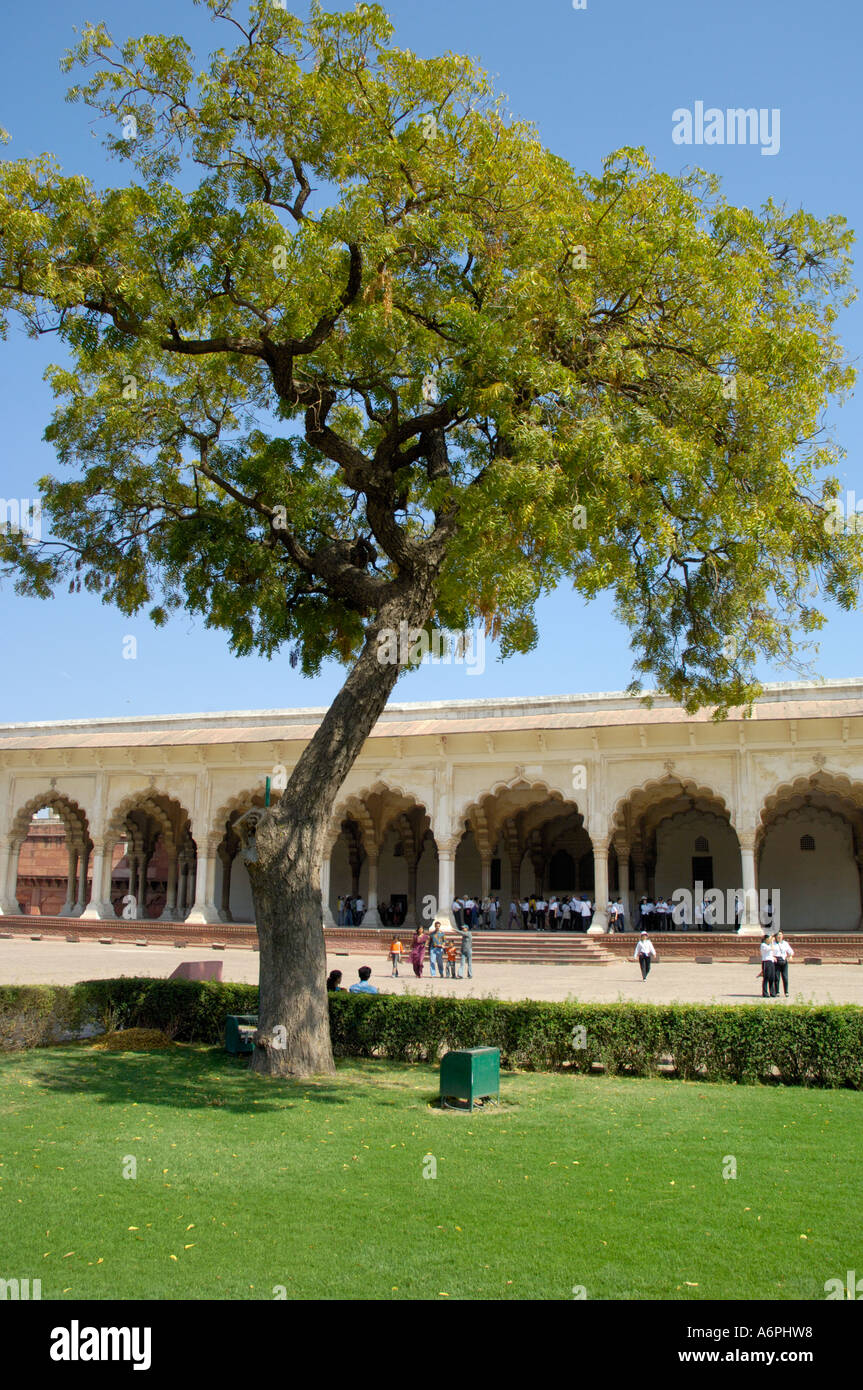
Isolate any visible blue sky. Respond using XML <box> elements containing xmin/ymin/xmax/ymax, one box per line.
<box><xmin>1</xmin><ymin>0</ymin><xmax>861</xmax><ymax>722</ymax></box>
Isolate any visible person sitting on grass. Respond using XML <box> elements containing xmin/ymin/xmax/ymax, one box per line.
<box><xmin>349</xmin><ymin>966</ymin><xmax>378</xmax><ymax>994</ymax></box>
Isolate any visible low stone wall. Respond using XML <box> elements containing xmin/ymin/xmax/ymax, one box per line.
<box><xmin>0</xmin><ymin>915</ymin><xmax>259</xmax><ymax>949</ymax></box>
<box><xmin>600</xmin><ymin>933</ymin><xmax>863</xmax><ymax>964</ymax></box>
<box><xmin>2</xmin><ymin>917</ymin><xmax>863</xmax><ymax>963</ymax></box>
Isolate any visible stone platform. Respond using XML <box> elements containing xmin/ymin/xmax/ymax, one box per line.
<box><xmin>1</xmin><ymin>916</ymin><xmax>863</xmax><ymax>963</ymax></box>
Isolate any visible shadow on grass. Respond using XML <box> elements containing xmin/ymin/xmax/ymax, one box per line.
<box><xmin>23</xmin><ymin>1046</ymin><xmax>441</xmax><ymax>1115</ymax></box>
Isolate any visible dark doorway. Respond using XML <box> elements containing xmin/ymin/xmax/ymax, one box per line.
<box><xmin>691</xmin><ymin>856</ymin><xmax>714</xmax><ymax>891</ymax></box>
<box><xmin>549</xmin><ymin>849</ymin><xmax>575</xmax><ymax>890</ymax></box>
<box><xmin>390</xmin><ymin>894</ymin><xmax>408</xmax><ymax>925</ymax></box>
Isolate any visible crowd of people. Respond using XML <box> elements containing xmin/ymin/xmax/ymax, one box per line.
<box><xmin>328</xmin><ymin>923</ymin><xmax>796</xmax><ymax>999</ymax></box>
<box><xmin>453</xmin><ymin>895</ymin><xmax>604</xmax><ymax>930</ymax></box>
<box><xmin>405</xmin><ymin>921</ymin><xmax>474</xmax><ymax>979</ymax></box>
<box><xmin>335</xmin><ymin>891</ymin><xmax>778</xmax><ymax>932</ymax></box>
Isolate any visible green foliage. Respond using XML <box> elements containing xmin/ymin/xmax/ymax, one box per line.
<box><xmin>0</xmin><ymin>2</ymin><xmax>859</xmax><ymax>708</ymax></box>
<box><xmin>4</xmin><ymin>979</ymin><xmax>863</xmax><ymax>1087</ymax></box>
<box><xmin>0</xmin><ymin>984</ymin><xmax>71</xmax><ymax>1049</ymax></box>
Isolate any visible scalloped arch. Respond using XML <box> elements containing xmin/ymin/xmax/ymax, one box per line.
<box><xmin>759</xmin><ymin>770</ymin><xmax>863</xmax><ymax>828</ymax></box>
<box><xmin>211</xmin><ymin>785</ymin><xmax>268</xmax><ymax>840</ymax></box>
<box><xmin>105</xmin><ymin>791</ymin><xmax>191</xmax><ymax>848</ymax></box>
<box><xmin>764</xmin><ymin>803</ymin><xmax>855</xmax><ymax>843</ymax></box>
<box><xmin>608</xmin><ymin>775</ymin><xmax>732</xmax><ymax>839</ymax></box>
<box><xmin>11</xmin><ymin>790</ymin><xmax>90</xmax><ymax>846</ymax></box>
<box><xmin>329</xmin><ymin>779</ymin><xmax>427</xmax><ymax>847</ymax></box>
<box><xmin>453</xmin><ymin>776</ymin><xmax>576</xmax><ymax>838</ymax></box>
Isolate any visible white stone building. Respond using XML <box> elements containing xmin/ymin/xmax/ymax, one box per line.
<box><xmin>2</xmin><ymin>678</ymin><xmax>863</xmax><ymax>935</ymax></box>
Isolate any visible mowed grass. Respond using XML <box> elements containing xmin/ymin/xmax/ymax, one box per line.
<box><xmin>0</xmin><ymin>1045</ymin><xmax>860</xmax><ymax>1301</ymax></box>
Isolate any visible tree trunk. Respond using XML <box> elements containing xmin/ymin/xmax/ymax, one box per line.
<box><xmin>236</xmin><ymin>584</ymin><xmax>435</xmax><ymax>1078</ymax></box>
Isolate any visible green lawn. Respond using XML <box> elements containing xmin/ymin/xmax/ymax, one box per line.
<box><xmin>0</xmin><ymin>1044</ymin><xmax>859</xmax><ymax>1300</ymax></box>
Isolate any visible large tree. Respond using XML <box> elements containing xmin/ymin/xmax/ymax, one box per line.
<box><xmin>0</xmin><ymin>1</ymin><xmax>859</xmax><ymax>1075</ymax></box>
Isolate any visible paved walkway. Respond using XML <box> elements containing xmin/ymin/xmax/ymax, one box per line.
<box><xmin>2</xmin><ymin>937</ymin><xmax>862</xmax><ymax>1005</ymax></box>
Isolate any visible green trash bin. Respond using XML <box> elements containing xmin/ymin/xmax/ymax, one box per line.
<box><xmin>439</xmin><ymin>1047</ymin><xmax>500</xmax><ymax>1111</ymax></box>
<box><xmin>225</xmin><ymin>1014</ymin><xmax>259</xmax><ymax>1054</ymax></box>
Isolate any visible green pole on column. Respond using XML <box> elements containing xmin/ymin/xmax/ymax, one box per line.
<box><xmin>265</xmin><ymin>777</ymin><xmax>271</xmax><ymax>808</ymax></box>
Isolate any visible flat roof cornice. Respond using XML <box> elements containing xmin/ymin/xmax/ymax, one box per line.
<box><xmin>0</xmin><ymin>678</ymin><xmax>862</xmax><ymax>752</ymax></box>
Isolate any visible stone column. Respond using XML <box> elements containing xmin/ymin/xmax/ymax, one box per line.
<box><xmin>320</xmin><ymin>844</ymin><xmax>337</xmax><ymax>928</ymax></box>
<box><xmin>737</xmin><ymin>833</ymin><xmax>762</xmax><ymax>935</ymax></box>
<box><xmin>480</xmin><ymin>854</ymin><xmax>492</xmax><ymax>900</ymax></box>
<box><xmin>588</xmin><ymin>841</ymin><xmax>610</xmax><ymax>934</ymax></box>
<box><xmin>529</xmin><ymin>847</ymin><xmax>545</xmax><ymax>896</ymax></box>
<box><xmin>176</xmin><ymin>857</ymin><xmax>189</xmax><ymax>917</ymax></box>
<box><xmin>617</xmin><ymin>847</ymin><xmax>631</xmax><ymax>926</ymax></box>
<box><xmin>508</xmin><ymin>854</ymin><xmax>521</xmax><ymax>901</ymax></box>
<box><xmin>362</xmin><ymin>851</ymin><xmax>382</xmax><ymax>927</ymax></box>
<box><xmin>125</xmin><ymin>851</ymin><xmax>139</xmax><ymax>919</ymax></box>
<box><xmin>632</xmin><ymin>853</ymin><xmax>647</xmax><ymax>898</ymax></box>
<box><xmin>217</xmin><ymin>847</ymin><xmax>234</xmax><ymax>924</ymax></box>
<box><xmin>60</xmin><ymin>844</ymin><xmax>78</xmax><ymax>917</ymax></box>
<box><xmin>161</xmin><ymin>850</ymin><xmax>179</xmax><ymax>921</ymax></box>
<box><xmin>185</xmin><ymin>840</ymin><xmax>222</xmax><ymax>924</ymax></box>
<box><xmin>404</xmin><ymin>857</ymin><xmax>419</xmax><ymax>929</ymax></box>
<box><xmin>0</xmin><ymin>838</ymin><xmax>23</xmax><ymax>915</ymax></box>
<box><xmin>73</xmin><ymin>844</ymin><xmax>90</xmax><ymax>916</ymax></box>
<box><xmin>136</xmin><ymin>849</ymin><xmax>153</xmax><ymax>920</ymax></box>
<box><xmin>82</xmin><ymin>840</ymin><xmax>117</xmax><ymax>919</ymax></box>
<box><xmin>856</xmin><ymin>855</ymin><xmax>863</xmax><ymax>931</ymax></box>
<box><xmin>435</xmin><ymin>841</ymin><xmax>457</xmax><ymax>930</ymax></box>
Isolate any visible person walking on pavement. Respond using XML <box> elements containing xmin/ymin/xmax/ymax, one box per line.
<box><xmin>634</xmin><ymin>930</ymin><xmax>656</xmax><ymax>979</ymax></box>
<box><xmin>409</xmin><ymin>926</ymin><xmax>429</xmax><ymax>979</ymax></box>
<box><xmin>389</xmin><ymin>935</ymin><xmax>403</xmax><ymax>977</ymax></box>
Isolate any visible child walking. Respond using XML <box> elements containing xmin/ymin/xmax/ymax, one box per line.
<box><xmin>389</xmin><ymin>936</ymin><xmax>403</xmax><ymax>977</ymax></box>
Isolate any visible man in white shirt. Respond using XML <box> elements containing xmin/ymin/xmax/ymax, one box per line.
<box><xmin>579</xmin><ymin>897</ymin><xmax>592</xmax><ymax>931</ymax></box>
<box><xmin>773</xmin><ymin>931</ymin><xmax>794</xmax><ymax>996</ymax></box>
<box><xmin>451</xmin><ymin>897</ymin><xmax>463</xmax><ymax>929</ymax></box>
<box><xmin>760</xmin><ymin>933</ymin><xmax>777</xmax><ymax>998</ymax></box>
<box><xmin>616</xmin><ymin>898</ymin><xmax>626</xmax><ymax>931</ymax></box>
<box><xmin>354</xmin><ymin>895</ymin><xmax>365</xmax><ymax>924</ymax></box>
<box><xmin>535</xmin><ymin>897</ymin><xmax>547</xmax><ymax>930</ymax></box>
<box><xmin>634</xmin><ymin>930</ymin><xmax>656</xmax><ymax>979</ymax></box>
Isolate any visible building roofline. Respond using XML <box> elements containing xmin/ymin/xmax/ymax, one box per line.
<box><xmin>0</xmin><ymin>677</ymin><xmax>862</xmax><ymax>741</ymax></box>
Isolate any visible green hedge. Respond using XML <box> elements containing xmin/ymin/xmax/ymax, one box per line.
<box><xmin>1</xmin><ymin>980</ymin><xmax>862</xmax><ymax>1087</ymax></box>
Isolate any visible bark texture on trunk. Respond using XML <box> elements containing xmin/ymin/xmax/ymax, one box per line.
<box><xmin>236</xmin><ymin>584</ymin><xmax>436</xmax><ymax>1077</ymax></box>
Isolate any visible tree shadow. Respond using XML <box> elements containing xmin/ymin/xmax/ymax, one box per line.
<box><xmin>26</xmin><ymin>1046</ymin><xmax>440</xmax><ymax>1115</ymax></box>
